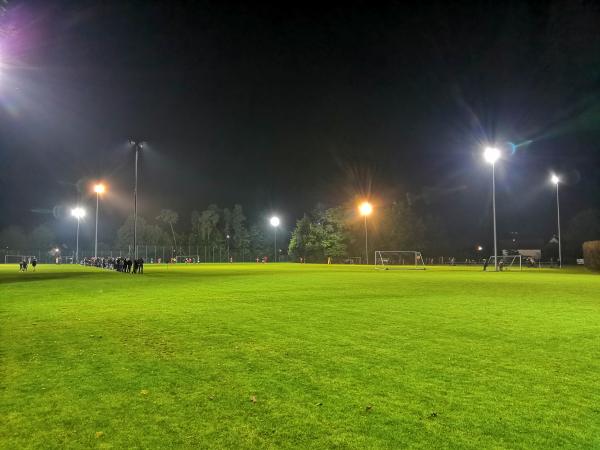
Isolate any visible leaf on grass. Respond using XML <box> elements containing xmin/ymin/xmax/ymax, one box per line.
<box><xmin>95</xmin><ymin>431</ymin><xmax>104</xmax><ymax>439</ymax></box>
<box><xmin>315</xmin><ymin>402</ymin><xmax>323</xmax><ymax>406</ymax></box>
<box><xmin>250</xmin><ymin>395</ymin><xmax>257</xmax><ymax>403</ymax></box>
<box><xmin>365</xmin><ymin>404</ymin><xmax>373</xmax><ymax>412</ymax></box>
<box><xmin>140</xmin><ymin>389</ymin><xmax>149</xmax><ymax>396</ymax></box>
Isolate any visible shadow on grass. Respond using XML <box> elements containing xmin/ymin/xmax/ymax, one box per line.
<box><xmin>0</xmin><ymin>271</ymin><xmax>113</xmax><ymax>285</ymax></box>
<box><xmin>0</xmin><ymin>267</ymin><xmax>282</xmax><ymax>285</ymax></box>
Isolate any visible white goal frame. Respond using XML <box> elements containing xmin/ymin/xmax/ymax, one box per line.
<box><xmin>374</xmin><ymin>251</ymin><xmax>426</xmax><ymax>270</ymax></box>
<box><xmin>487</xmin><ymin>255</ymin><xmax>522</xmax><ymax>271</ymax></box>
<box><xmin>345</xmin><ymin>257</ymin><xmax>362</xmax><ymax>264</ymax></box>
<box><xmin>4</xmin><ymin>255</ymin><xmax>36</xmax><ymax>264</ymax></box>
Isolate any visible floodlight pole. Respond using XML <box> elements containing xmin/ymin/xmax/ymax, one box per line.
<box><xmin>75</xmin><ymin>217</ymin><xmax>80</xmax><ymax>264</ymax></box>
<box><xmin>94</xmin><ymin>191</ymin><xmax>100</xmax><ymax>258</ymax></box>
<box><xmin>556</xmin><ymin>182</ymin><xmax>562</xmax><ymax>268</ymax></box>
<box><xmin>274</xmin><ymin>227</ymin><xmax>277</xmax><ymax>263</ymax></box>
<box><xmin>364</xmin><ymin>215</ymin><xmax>369</xmax><ymax>265</ymax></box>
<box><xmin>133</xmin><ymin>142</ymin><xmax>141</xmax><ymax>260</ymax></box>
<box><xmin>492</xmin><ymin>162</ymin><xmax>498</xmax><ymax>271</ymax></box>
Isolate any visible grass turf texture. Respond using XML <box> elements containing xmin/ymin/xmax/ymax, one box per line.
<box><xmin>1</xmin><ymin>264</ymin><xmax>599</xmax><ymax>449</ymax></box>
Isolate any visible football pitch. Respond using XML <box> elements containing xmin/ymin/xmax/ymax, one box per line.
<box><xmin>1</xmin><ymin>263</ymin><xmax>599</xmax><ymax>449</ymax></box>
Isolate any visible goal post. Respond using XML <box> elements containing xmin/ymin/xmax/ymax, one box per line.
<box><xmin>487</xmin><ymin>255</ymin><xmax>522</xmax><ymax>271</ymax></box>
<box><xmin>374</xmin><ymin>251</ymin><xmax>426</xmax><ymax>270</ymax></box>
<box><xmin>4</xmin><ymin>255</ymin><xmax>36</xmax><ymax>264</ymax></box>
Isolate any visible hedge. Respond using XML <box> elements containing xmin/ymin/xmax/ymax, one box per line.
<box><xmin>582</xmin><ymin>241</ymin><xmax>600</xmax><ymax>271</ymax></box>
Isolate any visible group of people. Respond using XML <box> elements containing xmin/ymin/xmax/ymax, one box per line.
<box><xmin>82</xmin><ymin>256</ymin><xmax>144</xmax><ymax>274</ymax></box>
<box><xmin>19</xmin><ymin>258</ymin><xmax>37</xmax><ymax>272</ymax></box>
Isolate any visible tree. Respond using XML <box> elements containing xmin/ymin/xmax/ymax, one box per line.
<box><xmin>564</xmin><ymin>209</ymin><xmax>600</xmax><ymax>259</ymax></box>
<box><xmin>0</xmin><ymin>226</ymin><xmax>28</xmax><ymax>251</ymax></box>
<box><xmin>30</xmin><ymin>224</ymin><xmax>56</xmax><ymax>250</ymax></box>
<box><xmin>288</xmin><ymin>214</ymin><xmax>312</xmax><ymax>260</ymax></box>
<box><xmin>156</xmin><ymin>209</ymin><xmax>179</xmax><ymax>248</ymax></box>
<box><xmin>288</xmin><ymin>207</ymin><xmax>349</xmax><ymax>262</ymax></box>
<box><xmin>117</xmin><ymin>215</ymin><xmax>148</xmax><ymax>249</ymax></box>
<box><xmin>231</xmin><ymin>204</ymin><xmax>248</xmax><ymax>259</ymax></box>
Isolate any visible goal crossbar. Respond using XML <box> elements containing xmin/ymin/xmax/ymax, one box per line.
<box><xmin>375</xmin><ymin>251</ymin><xmax>426</xmax><ymax>270</ymax></box>
<box><xmin>4</xmin><ymin>255</ymin><xmax>36</xmax><ymax>264</ymax></box>
<box><xmin>487</xmin><ymin>255</ymin><xmax>522</xmax><ymax>271</ymax></box>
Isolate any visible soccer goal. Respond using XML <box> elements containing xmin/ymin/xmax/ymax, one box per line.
<box><xmin>486</xmin><ymin>255</ymin><xmax>522</xmax><ymax>271</ymax></box>
<box><xmin>374</xmin><ymin>251</ymin><xmax>426</xmax><ymax>270</ymax></box>
<box><xmin>344</xmin><ymin>257</ymin><xmax>362</xmax><ymax>264</ymax></box>
<box><xmin>175</xmin><ymin>255</ymin><xmax>200</xmax><ymax>263</ymax></box>
<box><xmin>4</xmin><ymin>255</ymin><xmax>36</xmax><ymax>264</ymax></box>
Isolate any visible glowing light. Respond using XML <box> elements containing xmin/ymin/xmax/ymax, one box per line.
<box><xmin>551</xmin><ymin>174</ymin><xmax>560</xmax><ymax>185</ymax></box>
<box><xmin>94</xmin><ymin>183</ymin><xmax>106</xmax><ymax>194</ymax></box>
<box><xmin>477</xmin><ymin>245</ymin><xmax>483</xmax><ymax>251</ymax></box>
<box><xmin>270</xmin><ymin>216</ymin><xmax>280</xmax><ymax>227</ymax></box>
<box><xmin>71</xmin><ymin>207</ymin><xmax>86</xmax><ymax>219</ymax></box>
<box><xmin>358</xmin><ymin>201</ymin><xmax>373</xmax><ymax>216</ymax></box>
<box><xmin>483</xmin><ymin>146</ymin><xmax>501</xmax><ymax>164</ymax></box>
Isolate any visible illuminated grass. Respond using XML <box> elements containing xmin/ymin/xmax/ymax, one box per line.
<box><xmin>1</xmin><ymin>263</ymin><xmax>599</xmax><ymax>449</ymax></box>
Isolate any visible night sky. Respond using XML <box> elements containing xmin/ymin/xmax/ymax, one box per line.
<box><xmin>1</xmin><ymin>0</ymin><xmax>599</xmax><ymax>247</ymax></box>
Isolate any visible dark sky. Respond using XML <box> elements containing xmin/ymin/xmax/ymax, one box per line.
<box><xmin>1</xmin><ymin>0</ymin><xmax>599</xmax><ymax>247</ymax></box>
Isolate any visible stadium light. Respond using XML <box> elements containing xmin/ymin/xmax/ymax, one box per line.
<box><xmin>93</xmin><ymin>183</ymin><xmax>106</xmax><ymax>258</ymax></box>
<box><xmin>129</xmin><ymin>140</ymin><xmax>145</xmax><ymax>259</ymax></box>
<box><xmin>358</xmin><ymin>201</ymin><xmax>373</xmax><ymax>264</ymax></box>
<box><xmin>270</xmin><ymin>216</ymin><xmax>280</xmax><ymax>262</ymax></box>
<box><xmin>71</xmin><ymin>207</ymin><xmax>86</xmax><ymax>264</ymax></box>
<box><xmin>477</xmin><ymin>245</ymin><xmax>483</xmax><ymax>252</ymax></box>
<box><xmin>551</xmin><ymin>174</ymin><xmax>562</xmax><ymax>268</ymax></box>
<box><xmin>483</xmin><ymin>147</ymin><xmax>501</xmax><ymax>271</ymax></box>
<box><xmin>483</xmin><ymin>146</ymin><xmax>501</xmax><ymax>164</ymax></box>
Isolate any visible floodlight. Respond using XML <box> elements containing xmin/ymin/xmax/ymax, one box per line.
<box><xmin>483</xmin><ymin>146</ymin><xmax>501</xmax><ymax>164</ymax></box>
<box><xmin>270</xmin><ymin>216</ymin><xmax>280</xmax><ymax>227</ymax></box>
<box><xmin>477</xmin><ymin>245</ymin><xmax>483</xmax><ymax>251</ymax></box>
<box><xmin>71</xmin><ymin>207</ymin><xmax>85</xmax><ymax>219</ymax></box>
<box><xmin>551</xmin><ymin>174</ymin><xmax>560</xmax><ymax>185</ymax></box>
<box><xmin>94</xmin><ymin>183</ymin><xmax>106</xmax><ymax>194</ymax></box>
<box><xmin>358</xmin><ymin>201</ymin><xmax>373</xmax><ymax>216</ymax></box>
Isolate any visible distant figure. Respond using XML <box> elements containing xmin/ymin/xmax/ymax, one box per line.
<box><xmin>483</xmin><ymin>259</ymin><xmax>488</xmax><ymax>271</ymax></box>
<box><xmin>31</xmin><ymin>258</ymin><xmax>37</xmax><ymax>272</ymax></box>
<box><xmin>138</xmin><ymin>258</ymin><xmax>144</xmax><ymax>274</ymax></box>
<box><xmin>132</xmin><ymin>259</ymin><xmax>138</xmax><ymax>274</ymax></box>
<box><xmin>498</xmin><ymin>260</ymin><xmax>504</xmax><ymax>271</ymax></box>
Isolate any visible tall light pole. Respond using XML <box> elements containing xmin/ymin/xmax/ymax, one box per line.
<box><xmin>226</xmin><ymin>234</ymin><xmax>230</xmax><ymax>262</ymax></box>
<box><xmin>71</xmin><ymin>207</ymin><xmax>86</xmax><ymax>263</ymax></box>
<box><xmin>358</xmin><ymin>201</ymin><xmax>373</xmax><ymax>264</ymax></box>
<box><xmin>484</xmin><ymin>146</ymin><xmax>501</xmax><ymax>271</ymax></box>
<box><xmin>270</xmin><ymin>216</ymin><xmax>280</xmax><ymax>262</ymax></box>
<box><xmin>93</xmin><ymin>183</ymin><xmax>105</xmax><ymax>258</ymax></box>
<box><xmin>129</xmin><ymin>140</ymin><xmax>145</xmax><ymax>259</ymax></box>
<box><xmin>551</xmin><ymin>174</ymin><xmax>562</xmax><ymax>268</ymax></box>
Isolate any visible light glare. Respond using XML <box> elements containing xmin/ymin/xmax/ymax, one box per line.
<box><xmin>551</xmin><ymin>174</ymin><xmax>560</xmax><ymax>185</ymax></box>
<box><xmin>94</xmin><ymin>183</ymin><xmax>106</xmax><ymax>194</ymax></box>
<box><xmin>358</xmin><ymin>201</ymin><xmax>373</xmax><ymax>216</ymax></box>
<box><xmin>483</xmin><ymin>146</ymin><xmax>501</xmax><ymax>164</ymax></box>
<box><xmin>71</xmin><ymin>207</ymin><xmax>86</xmax><ymax>219</ymax></box>
<box><xmin>270</xmin><ymin>216</ymin><xmax>280</xmax><ymax>227</ymax></box>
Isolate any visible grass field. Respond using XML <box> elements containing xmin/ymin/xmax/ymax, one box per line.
<box><xmin>1</xmin><ymin>263</ymin><xmax>599</xmax><ymax>449</ymax></box>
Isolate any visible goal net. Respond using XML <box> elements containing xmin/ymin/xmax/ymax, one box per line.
<box><xmin>375</xmin><ymin>251</ymin><xmax>426</xmax><ymax>270</ymax></box>
<box><xmin>4</xmin><ymin>255</ymin><xmax>36</xmax><ymax>264</ymax></box>
<box><xmin>487</xmin><ymin>255</ymin><xmax>522</xmax><ymax>271</ymax></box>
<box><xmin>344</xmin><ymin>257</ymin><xmax>362</xmax><ymax>264</ymax></box>
<box><xmin>174</xmin><ymin>255</ymin><xmax>200</xmax><ymax>263</ymax></box>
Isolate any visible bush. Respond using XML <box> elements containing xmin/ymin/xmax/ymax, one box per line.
<box><xmin>582</xmin><ymin>241</ymin><xmax>600</xmax><ymax>271</ymax></box>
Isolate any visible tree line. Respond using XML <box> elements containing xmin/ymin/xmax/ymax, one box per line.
<box><xmin>1</xmin><ymin>204</ymin><xmax>599</xmax><ymax>263</ymax></box>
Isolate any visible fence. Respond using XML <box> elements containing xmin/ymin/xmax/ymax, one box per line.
<box><xmin>1</xmin><ymin>245</ymin><xmax>286</xmax><ymax>264</ymax></box>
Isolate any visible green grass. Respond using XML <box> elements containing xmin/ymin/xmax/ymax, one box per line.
<box><xmin>1</xmin><ymin>263</ymin><xmax>599</xmax><ymax>449</ymax></box>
